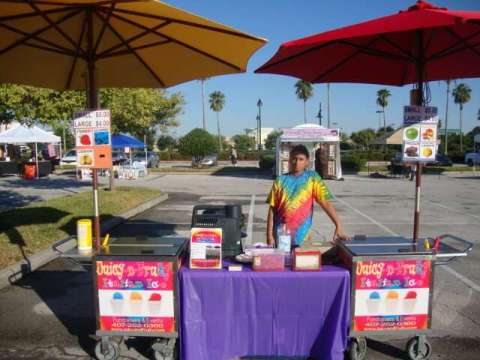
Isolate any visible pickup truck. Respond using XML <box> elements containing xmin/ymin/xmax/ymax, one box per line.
<box><xmin>465</xmin><ymin>152</ymin><xmax>480</xmax><ymax>166</ymax></box>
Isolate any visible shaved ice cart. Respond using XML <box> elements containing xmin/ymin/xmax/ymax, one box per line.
<box><xmin>92</xmin><ymin>236</ymin><xmax>187</xmax><ymax>360</ymax></box>
<box><xmin>338</xmin><ymin>235</ymin><xmax>473</xmax><ymax>360</ymax></box>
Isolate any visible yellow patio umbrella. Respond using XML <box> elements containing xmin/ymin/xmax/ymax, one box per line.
<box><xmin>0</xmin><ymin>0</ymin><xmax>267</xmax><ymax>246</ymax></box>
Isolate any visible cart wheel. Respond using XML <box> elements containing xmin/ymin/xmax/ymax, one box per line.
<box><xmin>152</xmin><ymin>338</ymin><xmax>176</xmax><ymax>360</ymax></box>
<box><xmin>348</xmin><ymin>337</ymin><xmax>367</xmax><ymax>360</ymax></box>
<box><xmin>94</xmin><ymin>339</ymin><xmax>120</xmax><ymax>360</ymax></box>
<box><xmin>406</xmin><ymin>336</ymin><xmax>432</xmax><ymax>360</ymax></box>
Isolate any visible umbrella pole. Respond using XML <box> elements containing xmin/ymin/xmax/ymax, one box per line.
<box><xmin>87</xmin><ymin>9</ymin><xmax>101</xmax><ymax>252</ymax></box>
<box><xmin>413</xmin><ymin>30</ymin><xmax>425</xmax><ymax>244</ymax></box>
<box><xmin>35</xmin><ymin>142</ymin><xmax>39</xmax><ymax>179</ymax></box>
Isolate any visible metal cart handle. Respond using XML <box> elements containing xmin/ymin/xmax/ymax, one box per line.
<box><xmin>434</xmin><ymin>234</ymin><xmax>474</xmax><ymax>266</ymax></box>
<box><xmin>51</xmin><ymin>236</ymin><xmax>75</xmax><ymax>254</ymax></box>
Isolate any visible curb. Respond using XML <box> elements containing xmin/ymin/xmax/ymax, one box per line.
<box><xmin>0</xmin><ymin>193</ymin><xmax>169</xmax><ymax>290</ymax></box>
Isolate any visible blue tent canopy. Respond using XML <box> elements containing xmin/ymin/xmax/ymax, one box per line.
<box><xmin>111</xmin><ymin>134</ymin><xmax>145</xmax><ymax>149</ymax></box>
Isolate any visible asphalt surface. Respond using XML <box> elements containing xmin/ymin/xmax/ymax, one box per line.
<box><xmin>0</xmin><ymin>171</ymin><xmax>479</xmax><ymax>359</ymax></box>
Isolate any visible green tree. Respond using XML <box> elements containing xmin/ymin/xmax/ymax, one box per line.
<box><xmin>264</xmin><ymin>130</ymin><xmax>282</xmax><ymax>150</ymax></box>
<box><xmin>157</xmin><ymin>135</ymin><xmax>177</xmax><ymax>151</ymax></box>
<box><xmin>209</xmin><ymin>91</ymin><xmax>225</xmax><ymax>151</ymax></box>
<box><xmin>232</xmin><ymin>134</ymin><xmax>256</xmax><ymax>154</ymax></box>
<box><xmin>452</xmin><ymin>83</ymin><xmax>472</xmax><ymax>153</ymax></box>
<box><xmin>350</xmin><ymin>128</ymin><xmax>376</xmax><ymax>150</ymax></box>
<box><xmin>295</xmin><ymin>80</ymin><xmax>314</xmax><ymax>123</ymax></box>
<box><xmin>178</xmin><ymin>128</ymin><xmax>217</xmax><ymax>167</ymax></box>
<box><xmin>376</xmin><ymin>88</ymin><xmax>391</xmax><ymax>152</ymax></box>
<box><xmin>0</xmin><ymin>85</ymin><xmax>183</xmax><ymax>146</ymax></box>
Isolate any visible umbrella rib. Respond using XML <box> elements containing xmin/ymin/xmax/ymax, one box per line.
<box><xmin>111</xmin><ymin>7</ymin><xmax>265</xmax><ymax>43</ymax></box>
<box><xmin>377</xmin><ymin>35</ymin><xmax>416</xmax><ymax>61</ymax></box>
<box><xmin>312</xmin><ymin>38</ymin><xmax>383</xmax><ymax>83</ymax></box>
<box><xmin>96</xmin><ymin>20</ymin><xmax>172</xmax><ymax>59</ymax></box>
<box><xmin>0</xmin><ymin>5</ymin><xmax>72</xmax><ymax>22</ymax></box>
<box><xmin>107</xmin><ymin>11</ymin><xmax>243</xmax><ymax>72</ymax></box>
<box><xmin>100</xmin><ymin>40</ymin><xmax>171</xmax><ymax>59</ymax></box>
<box><xmin>429</xmin><ymin>27</ymin><xmax>480</xmax><ymax>60</ymax></box>
<box><xmin>27</xmin><ymin>1</ymin><xmax>84</xmax><ymax>56</ymax></box>
<box><xmin>23</xmin><ymin>41</ymin><xmax>75</xmax><ymax>57</ymax></box>
<box><xmin>338</xmin><ymin>40</ymin><xmax>410</xmax><ymax>62</ymax></box>
<box><xmin>66</xmin><ymin>11</ymin><xmax>88</xmax><ymax>90</ymax></box>
<box><xmin>94</xmin><ymin>10</ymin><xmax>166</xmax><ymax>87</ymax></box>
<box><xmin>0</xmin><ymin>8</ymin><xmax>83</xmax><ymax>56</ymax></box>
<box><xmin>93</xmin><ymin>2</ymin><xmax>116</xmax><ymax>55</ymax></box>
<box><xmin>0</xmin><ymin>20</ymin><xmax>80</xmax><ymax>57</ymax></box>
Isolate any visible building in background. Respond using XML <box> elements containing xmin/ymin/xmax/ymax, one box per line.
<box><xmin>244</xmin><ymin>127</ymin><xmax>275</xmax><ymax>147</ymax></box>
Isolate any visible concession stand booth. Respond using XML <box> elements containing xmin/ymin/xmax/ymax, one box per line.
<box><xmin>276</xmin><ymin>123</ymin><xmax>343</xmax><ymax>179</ymax></box>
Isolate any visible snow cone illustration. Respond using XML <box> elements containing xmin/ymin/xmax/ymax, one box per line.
<box><xmin>148</xmin><ymin>293</ymin><xmax>163</xmax><ymax>315</ymax></box>
<box><xmin>366</xmin><ymin>291</ymin><xmax>381</xmax><ymax>314</ymax></box>
<box><xmin>110</xmin><ymin>292</ymin><xmax>124</xmax><ymax>314</ymax></box>
<box><xmin>385</xmin><ymin>290</ymin><xmax>399</xmax><ymax>314</ymax></box>
<box><xmin>403</xmin><ymin>291</ymin><xmax>418</xmax><ymax>313</ymax></box>
<box><xmin>129</xmin><ymin>292</ymin><xmax>143</xmax><ymax>314</ymax></box>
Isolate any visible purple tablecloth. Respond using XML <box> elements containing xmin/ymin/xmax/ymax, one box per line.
<box><xmin>178</xmin><ymin>262</ymin><xmax>350</xmax><ymax>360</ymax></box>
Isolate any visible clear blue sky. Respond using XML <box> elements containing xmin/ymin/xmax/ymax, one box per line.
<box><xmin>166</xmin><ymin>0</ymin><xmax>480</xmax><ymax>137</ymax></box>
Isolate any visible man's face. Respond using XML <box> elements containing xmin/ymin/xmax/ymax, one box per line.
<box><xmin>290</xmin><ymin>152</ymin><xmax>309</xmax><ymax>174</ymax></box>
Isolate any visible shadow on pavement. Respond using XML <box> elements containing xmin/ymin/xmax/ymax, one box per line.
<box><xmin>0</xmin><ymin>189</ymin><xmax>40</xmax><ymax>210</ymax></box>
<box><xmin>14</xmin><ymin>265</ymin><xmax>97</xmax><ymax>358</ymax></box>
<box><xmin>211</xmin><ymin>167</ymin><xmax>273</xmax><ymax>180</ymax></box>
<box><xmin>366</xmin><ymin>338</ymin><xmax>409</xmax><ymax>359</ymax></box>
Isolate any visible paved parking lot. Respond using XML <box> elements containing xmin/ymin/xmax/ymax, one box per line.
<box><xmin>0</xmin><ymin>171</ymin><xmax>479</xmax><ymax>359</ymax></box>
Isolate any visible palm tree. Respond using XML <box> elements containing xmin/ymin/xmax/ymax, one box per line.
<box><xmin>209</xmin><ymin>90</ymin><xmax>225</xmax><ymax>151</ymax></box>
<box><xmin>376</xmin><ymin>88</ymin><xmax>391</xmax><ymax>152</ymax></box>
<box><xmin>295</xmin><ymin>80</ymin><xmax>314</xmax><ymax>123</ymax></box>
<box><xmin>452</xmin><ymin>83</ymin><xmax>472</xmax><ymax>153</ymax></box>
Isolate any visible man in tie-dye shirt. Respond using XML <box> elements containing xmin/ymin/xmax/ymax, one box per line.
<box><xmin>267</xmin><ymin>145</ymin><xmax>349</xmax><ymax>246</ymax></box>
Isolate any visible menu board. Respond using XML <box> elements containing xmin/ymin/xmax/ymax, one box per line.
<box><xmin>96</xmin><ymin>260</ymin><xmax>175</xmax><ymax>333</ymax></box>
<box><xmin>190</xmin><ymin>228</ymin><xmax>222</xmax><ymax>269</ymax></box>
<box><xmin>402</xmin><ymin>106</ymin><xmax>438</xmax><ymax>162</ymax></box>
<box><xmin>353</xmin><ymin>259</ymin><xmax>431</xmax><ymax>332</ymax></box>
<box><xmin>73</xmin><ymin>110</ymin><xmax>112</xmax><ymax>169</ymax></box>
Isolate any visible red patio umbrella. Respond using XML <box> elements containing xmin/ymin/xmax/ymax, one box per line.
<box><xmin>256</xmin><ymin>0</ymin><xmax>480</xmax><ymax>242</ymax></box>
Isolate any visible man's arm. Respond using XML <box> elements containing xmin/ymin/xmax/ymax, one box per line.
<box><xmin>317</xmin><ymin>199</ymin><xmax>351</xmax><ymax>241</ymax></box>
<box><xmin>267</xmin><ymin>206</ymin><xmax>275</xmax><ymax>246</ymax></box>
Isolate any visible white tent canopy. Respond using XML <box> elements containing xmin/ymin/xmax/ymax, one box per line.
<box><xmin>0</xmin><ymin>124</ymin><xmax>60</xmax><ymax>144</ymax></box>
<box><xmin>0</xmin><ymin>124</ymin><xmax>60</xmax><ymax>179</ymax></box>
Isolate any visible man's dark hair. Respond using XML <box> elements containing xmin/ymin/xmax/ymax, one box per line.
<box><xmin>290</xmin><ymin>144</ymin><xmax>309</xmax><ymax>159</ymax></box>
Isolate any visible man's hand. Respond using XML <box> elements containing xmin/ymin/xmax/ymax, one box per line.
<box><xmin>267</xmin><ymin>234</ymin><xmax>275</xmax><ymax>247</ymax></box>
<box><xmin>333</xmin><ymin>226</ymin><xmax>351</xmax><ymax>242</ymax></box>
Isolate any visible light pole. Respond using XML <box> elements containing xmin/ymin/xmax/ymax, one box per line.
<box><xmin>200</xmin><ymin>78</ymin><xmax>207</xmax><ymax>130</ymax></box>
<box><xmin>317</xmin><ymin>102</ymin><xmax>323</xmax><ymax>126</ymax></box>
<box><xmin>327</xmin><ymin>83</ymin><xmax>331</xmax><ymax>128</ymax></box>
<box><xmin>257</xmin><ymin>98</ymin><xmax>263</xmax><ymax>150</ymax></box>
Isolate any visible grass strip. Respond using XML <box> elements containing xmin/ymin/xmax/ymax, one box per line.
<box><xmin>0</xmin><ymin>186</ymin><xmax>161</xmax><ymax>269</ymax></box>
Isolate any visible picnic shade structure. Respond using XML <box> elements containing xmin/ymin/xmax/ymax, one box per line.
<box><xmin>0</xmin><ymin>0</ymin><xmax>266</xmax><ymax>249</ymax></box>
<box><xmin>256</xmin><ymin>0</ymin><xmax>480</xmax><ymax>242</ymax></box>
<box><xmin>111</xmin><ymin>133</ymin><xmax>145</xmax><ymax>164</ymax></box>
<box><xmin>0</xmin><ymin>124</ymin><xmax>60</xmax><ymax>178</ymax></box>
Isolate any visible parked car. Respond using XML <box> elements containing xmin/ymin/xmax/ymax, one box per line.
<box><xmin>192</xmin><ymin>154</ymin><xmax>218</xmax><ymax>167</ymax></box>
<box><xmin>112</xmin><ymin>151</ymin><xmax>128</xmax><ymax>165</ymax></box>
<box><xmin>426</xmin><ymin>154</ymin><xmax>453</xmax><ymax>167</ymax></box>
<box><xmin>132</xmin><ymin>151</ymin><xmax>160</xmax><ymax>168</ymax></box>
<box><xmin>60</xmin><ymin>149</ymin><xmax>77</xmax><ymax>166</ymax></box>
<box><xmin>465</xmin><ymin>151</ymin><xmax>480</xmax><ymax>166</ymax></box>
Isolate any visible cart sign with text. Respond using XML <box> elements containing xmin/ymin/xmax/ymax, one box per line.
<box><xmin>281</xmin><ymin>127</ymin><xmax>340</xmax><ymax>142</ymax></box>
<box><xmin>96</xmin><ymin>260</ymin><xmax>175</xmax><ymax>333</ymax></box>
<box><xmin>73</xmin><ymin>110</ymin><xmax>112</xmax><ymax>169</ymax></box>
<box><xmin>402</xmin><ymin>106</ymin><xmax>438</xmax><ymax>162</ymax></box>
<box><xmin>353</xmin><ymin>259</ymin><xmax>432</xmax><ymax>332</ymax></box>
<box><xmin>190</xmin><ymin>228</ymin><xmax>222</xmax><ymax>269</ymax></box>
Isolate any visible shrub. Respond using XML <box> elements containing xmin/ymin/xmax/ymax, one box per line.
<box><xmin>259</xmin><ymin>153</ymin><xmax>275</xmax><ymax>170</ymax></box>
<box><xmin>341</xmin><ymin>155</ymin><xmax>366</xmax><ymax>173</ymax></box>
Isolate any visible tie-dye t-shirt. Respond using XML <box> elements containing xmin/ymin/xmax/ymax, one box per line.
<box><xmin>267</xmin><ymin>170</ymin><xmax>332</xmax><ymax>245</ymax></box>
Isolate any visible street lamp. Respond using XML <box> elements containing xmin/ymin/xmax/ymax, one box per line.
<box><xmin>257</xmin><ymin>98</ymin><xmax>263</xmax><ymax>150</ymax></box>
